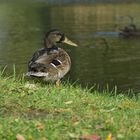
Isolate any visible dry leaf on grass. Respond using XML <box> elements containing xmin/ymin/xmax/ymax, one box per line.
<box><xmin>106</xmin><ymin>133</ymin><xmax>112</xmax><ymax>140</ymax></box>
<box><xmin>16</xmin><ymin>134</ymin><xmax>25</xmax><ymax>140</ymax></box>
<box><xmin>64</xmin><ymin>100</ymin><xmax>73</xmax><ymax>105</ymax></box>
<box><xmin>80</xmin><ymin>134</ymin><xmax>100</xmax><ymax>140</ymax></box>
<box><xmin>51</xmin><ymin>108</ymin><xmax>72</xmax><ymax>113</ymax></box>
<box><xmin>36</xmin><ymin>122</ymin><xmax>45</xmax><ymax>130</ymax></box>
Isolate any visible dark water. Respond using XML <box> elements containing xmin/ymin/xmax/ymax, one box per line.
<box><xmin>0</xmin><ymin>1</ymin><xmax>140</xmax><ymax>93</ymax></box>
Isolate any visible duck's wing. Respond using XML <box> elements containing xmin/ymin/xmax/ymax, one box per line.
<box><xmin>28</xmin><ymin>48</ymin><xmax>59</xmax><ymax>71</ymax></box>
<box><xmin>27</xmin><ymin>48</ymin><xmax>71</xmax><ymax>79</ymax></box>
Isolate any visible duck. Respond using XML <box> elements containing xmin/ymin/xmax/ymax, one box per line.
<box><xmin>26</xmin><ymin>29</ymin><xmax>78</xmax><ymax>85</ymax></box>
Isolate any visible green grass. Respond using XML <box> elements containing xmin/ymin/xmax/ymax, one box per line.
<box><xmin>0</xmin><ymin>72</ymin><xmax>140</xmax><ymax>140</ymax></box>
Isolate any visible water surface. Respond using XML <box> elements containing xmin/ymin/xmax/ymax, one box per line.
<box><xmin>0</xmin><ymin>1</ymin><xmax>140</xmax><ymax>93</ymax></box>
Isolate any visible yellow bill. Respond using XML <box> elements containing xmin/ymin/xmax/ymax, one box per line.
<box><xmin>63</xmin><ymin>37</ymin><xmax>78</xmax><ymax>47</ymax></box>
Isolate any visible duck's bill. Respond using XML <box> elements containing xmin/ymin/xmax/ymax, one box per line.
<box><xmin>63</xmin><ymin>37</ymin><xmax>78</xmax><ymax>47</ymax></box>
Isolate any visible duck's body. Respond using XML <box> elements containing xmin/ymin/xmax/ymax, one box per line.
<box><xmin>26</xmin><ymin>29</ymin><xmax>77</xmax><ymax>83</ymax></box>
<box><xmin>27</xmin><ymin>46</ymin><xmax>71</xmax><ymax>81</ymax></box>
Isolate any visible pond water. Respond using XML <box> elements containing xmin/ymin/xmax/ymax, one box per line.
<box><xmin>0</xmin><ymin>1</ymin><xmax>140</xmax><ymax>93</ymax></box>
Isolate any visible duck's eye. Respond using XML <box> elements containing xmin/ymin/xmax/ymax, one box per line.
<box><xmin>59</xmin><ymin>33</ymin><xmax>65</xmax><ymax>42</ymax></box>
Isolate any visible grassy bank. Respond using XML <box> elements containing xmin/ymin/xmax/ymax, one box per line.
<box><xmin>0</xmin><ymin>73</ymin><xmax>140</xmax><ymax>140</ymax></box>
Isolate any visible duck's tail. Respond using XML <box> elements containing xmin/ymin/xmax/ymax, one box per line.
<box><xmin>26</xmin><ymin>71</ymin><xmax>48</xmax><ymax>77</ymax></box>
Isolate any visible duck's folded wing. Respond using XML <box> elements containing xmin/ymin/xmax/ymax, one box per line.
<box><xmin>28</xmin><ymin>48</ymin><xmax>59</xmax><ymax>72</ymax></box>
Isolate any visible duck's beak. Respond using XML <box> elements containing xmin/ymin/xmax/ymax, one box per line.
<box><xmin>63</xmin><ymin>37</ymin><xmax>78</xmax><ymax>47</ymax></box>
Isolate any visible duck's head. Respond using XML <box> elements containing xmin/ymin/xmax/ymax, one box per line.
<box><xmin>44</xmin><ymin>29</ymin><xmax>78</xmax><ymax>48</ymax></box>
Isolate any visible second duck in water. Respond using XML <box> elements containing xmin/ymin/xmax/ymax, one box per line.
<box><xmin>26</xmin><ymin>29</ymin><xmax>78</xmax><ymax>85</ymax></box>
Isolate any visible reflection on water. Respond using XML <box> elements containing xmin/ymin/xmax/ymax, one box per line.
<box><xmin>0</xmin><ymin>1</ymin><xmax>140</xmax><ymax>93</ymax></box>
